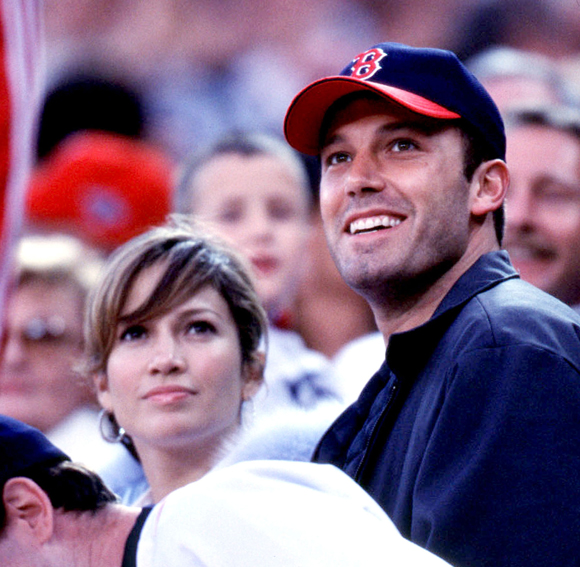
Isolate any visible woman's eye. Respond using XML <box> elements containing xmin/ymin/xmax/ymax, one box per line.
<box><xmin>186</xmin><ymin>320</ymin><xmax>217</xmax><ymax>335</ymax></box>
<box><xmin>119</xmin><ymin>324</ymin><xmax>147</xmax><ymax>342</ymax></box>
<box><xmin>392</xmin><ymin>139</ymin><xmax>416</xmax><ymax>152</ymax></box>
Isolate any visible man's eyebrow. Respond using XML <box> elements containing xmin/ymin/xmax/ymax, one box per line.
<box><xmin>320</xmin><ymin>131</ymin><xmax>344</xmax><ymax>151</ymax></box>
<box><xmin>321</xmin><ymin>119</ymin><xmax>451</xmax><ymax>151</ymax></box>
<box><xmin>383</xmin><ymin>119</ymin><xmax>450</xmax><ymax>135</ymax></box>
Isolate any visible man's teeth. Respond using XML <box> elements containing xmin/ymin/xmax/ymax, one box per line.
<box><xmin>349</xmin><ymin>216</ymin><xmax>402</xmax><ymax>234</ymax></box>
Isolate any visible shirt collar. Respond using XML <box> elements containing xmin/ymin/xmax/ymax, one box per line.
<box><xmin>386</xmin><ymin>250</ymin><xmax>519</xmax><ymax>376</ymax></box>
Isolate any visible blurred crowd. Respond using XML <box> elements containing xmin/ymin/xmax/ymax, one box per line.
<box><xmin>40</xmin><ymin>0</ymin><xmax>580</xmax><ymax>160</ymax></box>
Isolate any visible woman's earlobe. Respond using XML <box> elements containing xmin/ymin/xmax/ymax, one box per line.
<box><xmin>242</xmin><ymin>351</ymin><xmax>265</xmax><ymax>401</ymax></box>
<box><xmin>93</xmin><ymin>373</ymin><xmax>112</xmax><ymax>410</ymax></box>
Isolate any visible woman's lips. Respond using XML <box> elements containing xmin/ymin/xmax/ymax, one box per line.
<box><xmin>143</xmin><ymin>385</ymin><xmax>196</xmax><ymax>405</ymax></box>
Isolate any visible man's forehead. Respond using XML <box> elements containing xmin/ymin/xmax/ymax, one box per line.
<box><xmin>320</xmin><ymin>94</ymin><xmax>458</xmax><ymax>150</ymax></box>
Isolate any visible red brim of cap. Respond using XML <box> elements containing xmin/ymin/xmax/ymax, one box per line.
<box><xmin>284</xmin><ymin>76</ymin><xmax>461</xmax><ymax>156</ymax></box>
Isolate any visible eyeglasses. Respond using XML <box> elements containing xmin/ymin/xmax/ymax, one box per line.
<box><xmin>4</xmin><ymin>316</ymin><xmax>80</xmax><ymax>351</ymax></box>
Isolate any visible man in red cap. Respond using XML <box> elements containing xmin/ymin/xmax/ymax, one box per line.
<box><xmin>284</xmin><ymin>42</ymin><xmax>580</xmax><ymax>566</ymax></box>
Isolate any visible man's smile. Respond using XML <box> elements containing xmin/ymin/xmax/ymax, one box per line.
<box><xmin>348</xmin><ymin>214</ymin><xmax>403</xmax><ymax>235</ymax></box>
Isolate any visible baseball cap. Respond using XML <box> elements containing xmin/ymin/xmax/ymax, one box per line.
<box><xmin>26</xmin><ymin>131</ymin><xmax>175</xmax><ymax>252</ymax></box>
<box><xmin>0</xmin><ymin>415</ymin><xmax>70</xmax><ymax>488</ymax></box>
<box><xmin>284</xmin><ymin>42</ymin><xmax>505</xmax><ymax>160</ymax></box>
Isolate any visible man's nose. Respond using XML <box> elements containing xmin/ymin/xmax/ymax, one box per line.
<box><xmin>344</xmin><ymin>153</ymin><xmax>385</xmax><ymax>197</ymax></box>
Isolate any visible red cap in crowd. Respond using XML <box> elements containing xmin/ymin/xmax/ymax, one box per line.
<box><xmin>26</xmin><ymin>131</ymin><xmax>175</xmax><ymax>251</ymax></box>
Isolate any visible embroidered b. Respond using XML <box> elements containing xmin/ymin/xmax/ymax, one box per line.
<box><xmin>349</xmin><ymin>48</ymin><xmax>386</xmax><ymax>80</ymax></box>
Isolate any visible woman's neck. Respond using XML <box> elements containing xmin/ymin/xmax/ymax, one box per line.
<box><xmin>135</xmin><ymin>433</ymin><xmax>236</xmax><ymax>503</ymax></box>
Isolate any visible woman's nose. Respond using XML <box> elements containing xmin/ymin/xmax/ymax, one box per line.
<box><xmin>147</xmin><ymin>336</ymin><xmax>186</xmax><ymax>375</ymax></box>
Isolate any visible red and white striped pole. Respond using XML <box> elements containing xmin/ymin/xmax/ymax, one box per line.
<box><xmin>0</xmin><ymin>0</ymin><xmax>43</xmax><ymax>338</ymax></box>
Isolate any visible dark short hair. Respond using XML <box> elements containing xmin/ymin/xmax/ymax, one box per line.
<box><xmin>0</xmin><ymin>460</ymin><xmax>117</xmax><ymax>531</ymax></box>
<box><xmin>460</xmin><ymin>121</ymin><xmax>505</xmax><ymax>244</ymax></box>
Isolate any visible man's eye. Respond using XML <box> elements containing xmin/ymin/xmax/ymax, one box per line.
<box><xmin>326</xmin><ymin>152</ymin><xmax>351</xmax><ymax>166</ymax></box>
<box><xmin>392</xmin><ymin>139</ymin><xmax>416</xmax><ymax>152</ymax></box>
<box><xmin>119</xmin><ymin>325</ymin><xmax>147</xmax><ymax>341</ymax></box>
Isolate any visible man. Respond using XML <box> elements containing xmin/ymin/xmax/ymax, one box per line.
<box><xmin>503</xmin><ymin>105</ymin><xmax>580</xmax><ymax>310</ymax></box>
<box><xmin>283</xmin><ymin>42</ymin><xmax>580</xmax><ymax>566</ymax></box>
<box><xmin>0</xmin><ymin>414</ymin><xmax>449</xmax><ymax>566</ymax></box>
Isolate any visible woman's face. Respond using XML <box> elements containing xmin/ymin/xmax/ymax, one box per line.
<box><xmin>96</xmin><ymin>262</ymin><xmax>261</xmax><ymax>454</ymax></box>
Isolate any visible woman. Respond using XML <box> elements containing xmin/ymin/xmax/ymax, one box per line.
<box><xmin>83</xmin><ymin>222</ymin><xmax>267</xmax><ymax>503</ymax></box>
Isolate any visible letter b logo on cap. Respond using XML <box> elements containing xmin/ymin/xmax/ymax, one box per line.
<box><xmin>349</xmin><ymin>48</ymin><xmax>386</xmax><ymax>80</ymax></box>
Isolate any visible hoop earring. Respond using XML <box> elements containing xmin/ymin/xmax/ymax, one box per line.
<box><xmin>98</xmin><ymin>408</ymin><xmax>126</xmax><ymax>443</ymax></box>
<box><xmin>241</xmin><ymin>398</ymin><xmax>256</xmax><ymax>428</ymax></box>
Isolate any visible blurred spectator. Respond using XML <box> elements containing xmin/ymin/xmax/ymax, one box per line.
<box><xmin>466</xmin><ymin>46</ymin><xmax>580</xmax><ymax>112</ymax></box>
<box><xmin>358</xmin><ymin>0</ymin><xmax>473</xmax><ymax>52</ymax></box>
<box><xmin>25</xmin><ymin>130</ymin><xmax>174</xmax><ymax>253</ymax></box>
<box><xmin>504</xmin><ymin>104</ymin><xmax>580</xmax><ymax>311</ymax></box>
<box><xmin>0</xmin><ymin>233</ymin><xmax>124</xmax><ymax>469</ymax></box>
<box><xmin>41</xmin><ymin>1</ymin><xmax>373</xmax><ymax>160</ymax></box>
<box><xmin>36</xmin><ymin>71</ymin><xmax>145</xmax><ymax>162</ymax></box>
<box><xmin>455</xmin><ymin>0</ymin><xmax>575</xmax><ymax>61</ymax></box>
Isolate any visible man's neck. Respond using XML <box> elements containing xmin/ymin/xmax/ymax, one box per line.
<box><xmin>60</xmin><ymin>505</ymin><xmax>141</xmax><ymax>567</ymax></box>
<box><xmin>372</xmin><ymin>245</ymin><xmax>494</xmax><ymax>342</ymax></box>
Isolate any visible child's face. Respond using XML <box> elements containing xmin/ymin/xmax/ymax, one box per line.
<box><xmin>191</xmin><ymin>153</ymin><xmax>312</xmax><ymax>313</ymax></box>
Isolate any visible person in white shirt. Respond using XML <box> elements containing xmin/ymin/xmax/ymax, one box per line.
<box><xmin>0</xmin><ymin>414</ymin><xmax>451</xmax><ymax>567</ymax></box>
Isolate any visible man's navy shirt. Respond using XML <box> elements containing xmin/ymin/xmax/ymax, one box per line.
<box><xmin>314</xmin><ymin>251</ymin><xmax>580</xmax><ymax>567</ymax></box>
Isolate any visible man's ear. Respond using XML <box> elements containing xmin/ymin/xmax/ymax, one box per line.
<box><xmin>470</xmin><ymin>159</ymin><xmax>509</xmax><ymax>217</ymax></box>
<box><xmin>94</xmin><ymin>372</ymin><xmax>113</xmax><ymax>412</ymax></box>
<box><xmin>241</xmin><ymin>351</ymin><xmax>265</xmax><ymax>402</ymax></box>
<box><xmin>2</xmin><ymin>477</ymin><xmax>54</xmax><ymax>544</ymax></box>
